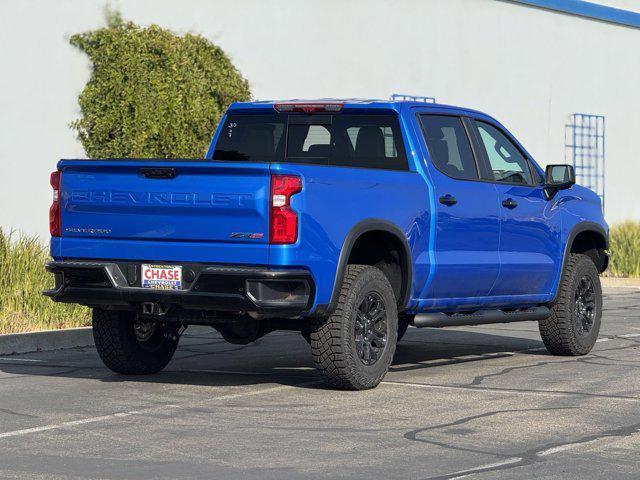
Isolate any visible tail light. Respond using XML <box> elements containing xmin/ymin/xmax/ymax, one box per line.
<box><xmin>49</xmin><ymin>171</ymin><xmax>61</xmax><ymax>237</ymax></box>
<box><xmin>270</xmin><ymin>174</ymin><xmax>302</xmax><ymax>244</ymax></box>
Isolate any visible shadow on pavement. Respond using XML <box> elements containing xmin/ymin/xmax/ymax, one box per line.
<box><xmin>0</xmin><ymin>327</ymin><xmax>545</xmax><ymax>389</ymax></box>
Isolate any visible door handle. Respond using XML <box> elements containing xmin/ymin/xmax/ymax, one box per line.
<box><xmin>140</xmin><ymin>167</ymin><xmax>177</xmax><ymax>179</ymax></box>
<box><xmin>502</xmin><ymin>198</ymin><xmax>518</xmax><ymax>209</ymax></box>
<box><xmin>439</xmin><ymin>194</ymin><xmax>457</xmax><ymax>206</ymax></box>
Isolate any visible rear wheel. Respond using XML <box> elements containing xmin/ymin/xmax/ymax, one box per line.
<box><xmin>310</xmin><ymin>265</ymin><xmax>398</xmax><ymax>390</ymax></box>
<box><xmin>92</xmin><ymin>309</ymin><xmax>180</xmax><ymax>374</ymax></box>
<box><xmin>539</xmin><ymin>254</ymin><xmax>602</xmax><ymax>356</ymax></box>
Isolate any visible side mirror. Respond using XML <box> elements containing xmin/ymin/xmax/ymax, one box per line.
<box><xmin>544</xmin><ymin>164</ymin><xmax>575</xmax><ymax>199</ymax></box>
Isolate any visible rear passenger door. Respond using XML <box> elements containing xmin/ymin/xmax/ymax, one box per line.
<box><xmin>469</xmin><ymin>119</ymin><xmax>560</xmax><ymax>297</ymax></box>
<box><xmin>416</xmin><ymin>114</ymin><xmax>501</xmax><ymax>305</ymax></box>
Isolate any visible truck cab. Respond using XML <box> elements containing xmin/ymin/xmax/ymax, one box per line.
<box><xmin>45</xmin><ymin>99</ymin><xmax>608</xmax><ymax>389</ymax></box>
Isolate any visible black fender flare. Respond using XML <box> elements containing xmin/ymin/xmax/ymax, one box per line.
<box><xmin>313</xmin><ymin>219</ymin><xmax>413</xmax><ymax>317</ymax></box>
<box><xmin>550</xmin><ymin>221</ymin><xmax>609</xmax><ymax>303</ymax></box>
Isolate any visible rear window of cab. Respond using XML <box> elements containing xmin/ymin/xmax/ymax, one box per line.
<box><xmin>212</xmin><ymin>113</ymin><xmax>409</xmax><ymax>171</ymax></box>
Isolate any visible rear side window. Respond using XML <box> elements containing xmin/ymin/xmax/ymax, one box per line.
<box><xmin>419</xmin><ymin>115</ymin><xmax>478</xmax><ymax>180</ymax></box>
<box><xmin>212</xmin><ymin>113</ymin><xmax>408</xmax><ymax>171</ymax></box>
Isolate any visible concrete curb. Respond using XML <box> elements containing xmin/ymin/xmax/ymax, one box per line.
<box><xmin>601</xmin><ymin>277</ymin><xmax>640</xmax><ymax>289</ymax></box>
<box><xmin>0</xmin><ymin>327</ymin><xmax>94</xmax><ymax>356</ymax></box>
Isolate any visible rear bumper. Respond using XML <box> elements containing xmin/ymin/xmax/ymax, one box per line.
<box><xmin>44</xmin><ymin>261</ymin><xmax>315</xmax><ymax>317</ymax></box>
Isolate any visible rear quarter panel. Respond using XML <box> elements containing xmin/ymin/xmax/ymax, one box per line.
<box><xmin>269</xmin><ymin>162</ymin><xmax>429</xmax><ymax>313</ymax></box>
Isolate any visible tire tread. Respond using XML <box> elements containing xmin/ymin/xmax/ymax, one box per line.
<box><xmin>92</xmin><ymin>309</ymin><xmax>178</xmax><ymax>374</ymax></box>
<box><xmin>539</xmin><ymin>254</ymin><xmax>601</xmax><ymax>356</ymax></box>
<box><xmin>310</xmin><ymin>265</ymin><xmax>397</xmax><ymax>390</ymax></box>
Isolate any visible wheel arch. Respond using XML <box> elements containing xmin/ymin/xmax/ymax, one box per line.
<box><xmin>550</xmin><ymin>221</ymin><xmax>609</xmax><ymax>304</ymax></box>
<box><xmin>566</xmin><ymin>222</ymin><xmax>609</xmax><ymax>273</ymax></box>
<box><xmin>314</xmin><ymin>219</ymin><xmax>412</xmax><ymax>316</ymax></box>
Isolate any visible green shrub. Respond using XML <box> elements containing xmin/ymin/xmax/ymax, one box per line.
<box><xmin>0</xmin><ymin>230</ymin><xmax>89</xmax><ymax>334</ymax></box>
<box><xmin>608</xmin><ymin>221</ymin><xmax>640</xmax><ymax>278</ymax></box>
<box><xmin>70</xmin><ymin>10</ymin><xmax>250</xmax><ymax>158</ymax></box>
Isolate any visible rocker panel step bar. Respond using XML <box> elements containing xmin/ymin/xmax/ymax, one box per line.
<box><xmin>413</xmin><ymin>306</ymin><xmax>550</xmax><ymax>328</ymax></box>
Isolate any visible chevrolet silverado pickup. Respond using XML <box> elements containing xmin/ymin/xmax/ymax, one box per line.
<box><xmin>45</xmin><ymin>99</ymin><xmax>609</xmax><ymax>390</ymax></box>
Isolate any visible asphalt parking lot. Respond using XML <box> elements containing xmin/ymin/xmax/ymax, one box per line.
<box><xmin>0</xmin><ymin>287</ymin><xmax>638</xmax><ymax>480</ymax></box>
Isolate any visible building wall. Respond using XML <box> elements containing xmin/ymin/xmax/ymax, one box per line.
<box><xmin>566</xmin><ymin>0</ymin><xmax>639</xmax><ymax>12</ymax></box>
<box><xmin>1</xmin><ymin>0</ymin><xmax>639</xmax><ymax>238</ymax></box>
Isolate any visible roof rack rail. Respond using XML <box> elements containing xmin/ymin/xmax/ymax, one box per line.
<box><xmin>390</xmin><ymin>93</ymin><xmax>436</xmax><ymax>103</ymax></box>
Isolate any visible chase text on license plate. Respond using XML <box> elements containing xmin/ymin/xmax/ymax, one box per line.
<box><xmin>141</xmin><ymin>264</ymin><xmax>182</xmax><ymax>290</ymax></box>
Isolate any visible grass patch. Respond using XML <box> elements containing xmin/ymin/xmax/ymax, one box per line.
<box><xmin>608</xmin><ymin>221</ymin><xmax>640</xmax><ymax>278</ymax></box>
<box><xmin>0</xmin><ymin>230</ymin><xmax>89</xmax><ymax>334</ymax></box>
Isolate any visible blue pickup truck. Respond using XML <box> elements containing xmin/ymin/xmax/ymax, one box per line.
<box><xmin>45</xmin><ymin>99</ymin><xmax>608</xmax><ymax>389</ymax></box>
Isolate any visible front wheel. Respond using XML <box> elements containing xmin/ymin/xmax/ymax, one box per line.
<box><xmin>310</xmin><ymin>265</ymin><xmax>398</xmax><ymax>390</ymax></box>
<box><xmin>92</xmin><ymin>309</ymin><xmax>180</xmax><ymax>374</ymax></box>
<box><xmin>539</xmin><ymin>254</ymin><xmax>602</xmax><ymax>356</ymax></box>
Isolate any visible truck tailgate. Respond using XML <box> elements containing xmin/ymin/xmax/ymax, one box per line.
<box><xmin>57</xmin><ymin>160</ymin><xmax>271</xmax><ymax>264</ymax></box>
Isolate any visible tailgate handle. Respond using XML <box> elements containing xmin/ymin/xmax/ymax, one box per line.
<box><xmin>140</xmin><ymin>167</ymin><xmax>177</xmax><ymax>179</ymax></box>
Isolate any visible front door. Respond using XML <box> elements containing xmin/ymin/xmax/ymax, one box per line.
<box><xmin>414</xmin><ymin>113</ymin><xmax>501</xmax><ymax>308</ymax></box>
<box><xmin>471</xmin><ymin>119</ymin><xmax>560</xmax><ymax>297</ymax></box>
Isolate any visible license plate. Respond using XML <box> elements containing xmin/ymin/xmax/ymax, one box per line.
<box><xmin>141</xmin><ymin>264</ymin><xmax>183</xmax><ymax>290</ymax></box>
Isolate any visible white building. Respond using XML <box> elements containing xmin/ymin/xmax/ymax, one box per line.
<box><xmin>1</xmin><ymin>0</ymin><xmax>639</xmax><ymax>238</ymax></box>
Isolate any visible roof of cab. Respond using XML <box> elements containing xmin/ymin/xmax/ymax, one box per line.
<box><xmin>226</xmin><ymin>98</ymin><xmax>487</xmax><ymax>117</ymax></box>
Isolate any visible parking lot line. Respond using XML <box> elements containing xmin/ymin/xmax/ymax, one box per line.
<box><xmin>381</xmin><ymin>380</ymin><xmax>640</xmax><ymax>402</ymax></box>
<box><xmin>0</xmin><ymin>380</ymin><xmax>321</xmax><ymax>440</ymax></box>
<box><xmin>435</xmin><ymin>425</ymin><xmax>640</xmax><ymax>479</ymax></box>
<box><xmin>440</xmin><ymin>457</ymin><xmax>523</xmax><ymax>479</ymax></box>
<box><xmin>0</xmin><ymin>358</ymin><xmax>43</xmax><ymax>362</ymax></box>
<box><xmin>0</xmin><ymin>409</ymin><xmax>152</xmax><ymax>439</ymax></box>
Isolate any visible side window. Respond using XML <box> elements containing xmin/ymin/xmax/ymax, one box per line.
<box><xmin>419</xmin><ymin>115</ymin><xmax>478</xmax><ymax>180</ymax></box>
<box><xmin>475</xmin><ymin>121</ymin><xmax>533</xmax><ymax>185</ymax></box>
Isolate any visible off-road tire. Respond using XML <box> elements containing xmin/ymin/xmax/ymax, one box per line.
<box><xmin>539</xmin><ymin>254</ymin><xmax>602</xmax><ymax>356</ymax></box>
<box><xmin>92</xmin><ymin>309</ymin><xmax>180</xmax><ymax>374</ymax></box>
<box><xmin>310</xmin><ymin>265</ymin><xmax>398</xmax><ymax>390</ymax></box>
<box><xmin>397</xmin><ymin>314</ymin><xmax>413</xmax><ymax>342</ymax></box>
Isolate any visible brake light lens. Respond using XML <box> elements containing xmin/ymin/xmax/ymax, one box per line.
<box><xmin>49</xmin><ymin>171</ymin><xmax>61</xmax><ymax>237</ymax></box>
<box><xmin>274</xmin><ymin>102</ymin><xmax>343</xmax><ymax>113</ymax></box>
<box><xmin>270</xmin><ymin>174</ymin><xmax>302</xmax><ymax>244</ymax></box>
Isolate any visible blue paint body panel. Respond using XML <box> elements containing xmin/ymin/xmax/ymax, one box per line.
<box><xmin>52</xmin><ymin>99</ymin><xmax>608</xmax><ymax>315</ymax></box>
<box><xmin>56</xmin><ymin>160</ymin><xmax>272</xmax><ymax>265</ymax></box>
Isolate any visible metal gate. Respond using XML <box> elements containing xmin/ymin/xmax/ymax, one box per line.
<box><xmin>564</xmin><ymin>113</ymin><xmax>606</xmax><ymax>208</ymax></box>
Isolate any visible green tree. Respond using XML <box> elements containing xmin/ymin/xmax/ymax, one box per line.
<box><xmin>70</xmin><ymin>10</ymin><xmax>250</xmax><ymax>158</ymax></box>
